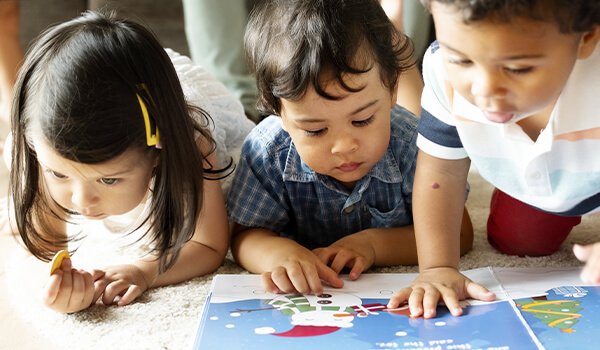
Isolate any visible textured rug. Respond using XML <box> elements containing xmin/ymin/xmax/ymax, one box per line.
<box><xmin>4</xmin><ymin>169</ymin><xmax>594</xmax><ymax>350</ymax></box>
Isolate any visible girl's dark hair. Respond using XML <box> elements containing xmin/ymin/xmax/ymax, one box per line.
<box><xmin>245</xmin><ymin>0</ymin><xmax>415</xmax><ymax>116</ymax></box>
<box><xmin>10</xmin><ymin>10</ymin><xmax>224</xmax><ymax>272</ymax></box>
<box><xmin>420</xmin><ymin>0</ymin><xmax>600</xmax><ymax>33</ymax></box>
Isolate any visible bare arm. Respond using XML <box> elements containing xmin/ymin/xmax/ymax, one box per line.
<box><xmin>388</xmin><ymin>150</ymin><xmax>494</xmax><ymax>317</ymax></box>
<box><xmin>132</xmin><ymin>151</ymin><xmax>230</xmax><ymax>288</ymax></box>
<box><xmin>413</xmin><ymin>151</ymin><xmax>471</xmax><ymax>272</ymax></box>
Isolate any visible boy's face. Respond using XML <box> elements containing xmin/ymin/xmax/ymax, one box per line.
<box><xmin>431</xmin><ymin>2</ymin><xmax>598</xmax><ymax>124</ymax></box>
<box><xmin>280</xmin><ymin>64</ymin><xmax>397</xmax><ymax>190</ymax></box>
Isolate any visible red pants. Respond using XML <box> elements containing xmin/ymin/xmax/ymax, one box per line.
<box><xmin>487</xmin><ymin>189</ymin><xmax>581</xmax><ymax>257</ymax></box>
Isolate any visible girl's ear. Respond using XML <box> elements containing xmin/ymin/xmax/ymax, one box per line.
<box><xmin>152</xmin><ymin>149</ymin><xmax>160</xmax><ymax>168</ymax></box>
<box><xmin>578</xmin><ymin>25</ymin><xmax>600</xmax><ymax>59</ymax></box>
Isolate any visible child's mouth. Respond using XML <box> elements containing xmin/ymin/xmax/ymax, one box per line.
<box><xmin>482</xmin><ymin>110</ymin><xmax>515</xmax><ymax>123</ymax></box>
<box><xmin>337</xmin><ymin>162</ymin><xmax>361</xmax><ymax>172</ymax></box>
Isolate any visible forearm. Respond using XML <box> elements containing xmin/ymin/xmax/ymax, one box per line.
<box><xmin>231</xmin><ymin>226</ymin><xmax>303</xmax><ymax>273</ymax></box>
<box><xmin>413</xmin><ymin>152</ymin><xmax>470</xmax><ymax>271</ymax></box>
<box><xmin>354</xmin><ymin>226</ymin><xmax>418</xmax><ymax>266</ymax></box>
<box><xmin>135</xmin><ymin>240</ymin><xmax>226</xmax><ymax>289</ymax></box>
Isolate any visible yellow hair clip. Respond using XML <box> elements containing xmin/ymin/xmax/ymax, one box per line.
<box><xmin>136</xmin><ymin>83</ymin><xmax>160</xmax><ymax>147</ymax></box>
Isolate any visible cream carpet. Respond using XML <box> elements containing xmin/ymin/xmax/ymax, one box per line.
<box><xmin>5</xmin><ymin>168</ymin><xmax>594</xmax><ymax>350</ymax></box>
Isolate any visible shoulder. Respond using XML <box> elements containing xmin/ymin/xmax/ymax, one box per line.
<box><xmin>390</xmin><ymin>105</ymin><xmax>419</xmax><ymax>142</ymax></box>
<box><xmin>388</xmin><ymin>105</ymin><xmax>419</xmax><ymax>167</ymax></box>
<box><xmin>422</xmin><ymin>41</ymin><xmax>452</xmax><ymax>108</ymax></box>
<box><xmin>240</xmin><ymin>116</ymin><xmax>292</xmax><ymax>165</ymax></box>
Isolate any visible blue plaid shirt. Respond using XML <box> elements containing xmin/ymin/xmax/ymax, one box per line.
<box><xmin>227</xmin><ymin>105</ymin><xmax>418</xmax><ymax>249</ymax></box>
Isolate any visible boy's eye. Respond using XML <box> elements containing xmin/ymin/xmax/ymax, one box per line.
<box><xmin>49</xmin><ymin>170</ymin><xmax>67</xmax><ymax>179</ymax></box>
<box><xmin>353</xmin><ymin>116</ymin><xmax>374</xmax><ymax>127</ymax></box>
<box><xmin>448</xmin><ymin>58</ymin><xmax>472</xmax><ymax>66</ymax></box>
<box><xmin>100</xmin><ymin>178</ymin><xmax>119</xmax><ymax>185</ymax></box>
<box><xmin>305</xmin><ymin>128</ymin><xmax>326</xmax><ymax>137</ymax></box>
<box><xmin>505</xmin><ymin>67</ymin><xmax>533</xmax><ymax>74</ymax></box>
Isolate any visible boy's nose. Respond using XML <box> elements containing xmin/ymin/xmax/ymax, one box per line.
<box><xmin>331</xmin><ymin>132</ymin><xmax>359</xmax><ymax>155</ymax></box>
<box><xmin>471</xmin><ymin>70</ymin><xmax>507</xmax><ymax>98</ymax></box>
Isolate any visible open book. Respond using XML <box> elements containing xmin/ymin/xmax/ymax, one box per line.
<box><xmin>192</xmin><ymin>267</ymin><xmax>598</xmax><ymax>350</ymax></box>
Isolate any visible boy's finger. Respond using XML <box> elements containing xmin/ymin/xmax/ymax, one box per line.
<box><xmin>387</xmin><ymin>287</ymin><xmax>411</xmax><ymax>309</ymax></box>
<box><xmin>440</xmin><ymin>291</ymin><xmax>464</xmax><ymax>317</ymax></box>
<box><xmin>270</xmin><ymin>267</ymin><xmax>297</xmax><ymax>294</ymax></box>
<box><xmin>466</xmin><ymin>282</ymin><xmax>496</xmax><ymax>302</ymax></box>
<box><xmin>348</xmin><ymin>258</ymin><xmax>368</xmax><ymax>280</ymax></box>
<box><xmin>316</xmin><ymin>263</ymin><xmax>344</xmax><ymax>289</ymax></box>
<box><xmin>329</xmin><ymin>251</ymin><xmax>353</xmax><ymax>274</ymax></box>
<box><xmin>261</xmin><ymin>272</ymin><xmax>281</xmax><ymax>294</ymax></box>
<box><xmin>312</xmin><ymin>248</ymin><xmax>333</xmax><ymax>265</ymax></box>
<box><xmin>422</xmin><ymin>288</ymin><xmax>442</xmax><ymax>319</ymax></box>
<box><xmin>407</xmin><ymin>287</ymin><xmax>425</xmax><ymax>317</ymax></box>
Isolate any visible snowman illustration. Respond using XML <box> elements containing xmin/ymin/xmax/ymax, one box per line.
<box><xmin>256</xmin><ymin>291</ymin><xmax>409</xmax><ymax>337</ymax></box>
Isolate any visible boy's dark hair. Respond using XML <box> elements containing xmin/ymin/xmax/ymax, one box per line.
<box><xmin>420</xmin><ymin>0</ymin><xmax>600</xmax><ymax>33</ymax></box>
<box><xmin>11</xmin><ymin>11</ymin><xmax>225</xmax><ymax>272</ymax></box>
<box><xmin>245</xmin><ymin>0</ymin><xmax>414</xmax><ymax>116</ymax></box>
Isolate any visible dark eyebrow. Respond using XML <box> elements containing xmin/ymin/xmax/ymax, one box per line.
<box><xmin>295</xmin><ymin>99</ymin><xmax>380</xmax><ymax>123</ymax></box>
<box><xmin>440</xmin><ymin>41</ymin><xmax>545</xmax><ymax>60</ymax></box>
<box><xmin>351</xmin><ymin>99</ymin><xmax>379</xmax><ymax>116</ymax></box>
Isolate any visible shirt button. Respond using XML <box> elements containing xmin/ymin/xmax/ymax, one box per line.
<box><xmin>344</xmin><ymin>205</ymin><xmax>355</xmax><ymax>213</ymax></box>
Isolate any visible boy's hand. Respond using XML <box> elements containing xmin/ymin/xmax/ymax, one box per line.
<box><xmin>387</xmin><ymin>267</ymin><xmax>495</xmax><ymax>318</ymax></box>
<box><xmin>261</xmin><ymin>244</ymin><xmax>344</xmax><ymax>295</ymax></box>
<box><xmin>312</xmin><ymin>233</ymin><xmax>376</xmax><ymax>280</ymax></box>
<box><xmin>42</xmin><ymin>258</ymin><xmax>99</xmax><ymax>313</ymax></box>
<box><xmin>573</xmin><ymin>243</ymin><xmax>600</xmax><ymax>283</ymax></box>
<box><xmin>93</xmin><ymin>264</ymin><xmax>150</xmax><ymax>307</ymax></box>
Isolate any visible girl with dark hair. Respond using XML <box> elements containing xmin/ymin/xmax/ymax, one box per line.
<box><xmin>3</xmin><ymin>10</ymin><xmax>254</xmax><ymax>313</ymax></box>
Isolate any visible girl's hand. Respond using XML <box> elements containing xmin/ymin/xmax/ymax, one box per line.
<box><xmin>42</xmin><ymin>258</ymin><xmax>99</xmax><ymax>313</ymax></box>
<box><xmin>574</xmin><ymin>243</ymin><xmax>600</xmax><ymax>283</ymax></box>
<box><xmin>93</xmin><ymin>264</ymin><xmax>150</xmax><ymax>307</ymax></box>
<box><xmin>261</xmin><ymin>244</ymin><xmax>344</xmax><ymax>295</ymax></box>
<box><xmin>312</xmin><ymin>233</ymin><xmax>376</xmax><ymax>281</ymax></box>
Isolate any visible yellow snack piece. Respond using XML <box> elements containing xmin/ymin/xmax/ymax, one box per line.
<box><xmin>49</xmin><ymin>250</ymin><xmax>71</xmax><ymax>276</ymax></box>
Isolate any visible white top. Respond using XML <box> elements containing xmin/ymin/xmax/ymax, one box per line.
<box><xmin>416</xmin><ymin>41</ymin><xmax>600</xmax><ymax>216</ymax></box>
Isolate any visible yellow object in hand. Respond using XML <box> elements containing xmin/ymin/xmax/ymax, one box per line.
<box><xmin>50</xmin><ymin>250</ymin><xmax>70</xmax><ymax>276</ymax></box>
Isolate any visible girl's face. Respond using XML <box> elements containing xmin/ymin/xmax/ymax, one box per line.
<box><xmin>33</xmin><ymin>137</ymin><xmax>159</xmax><ymax>220</ymax></box>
